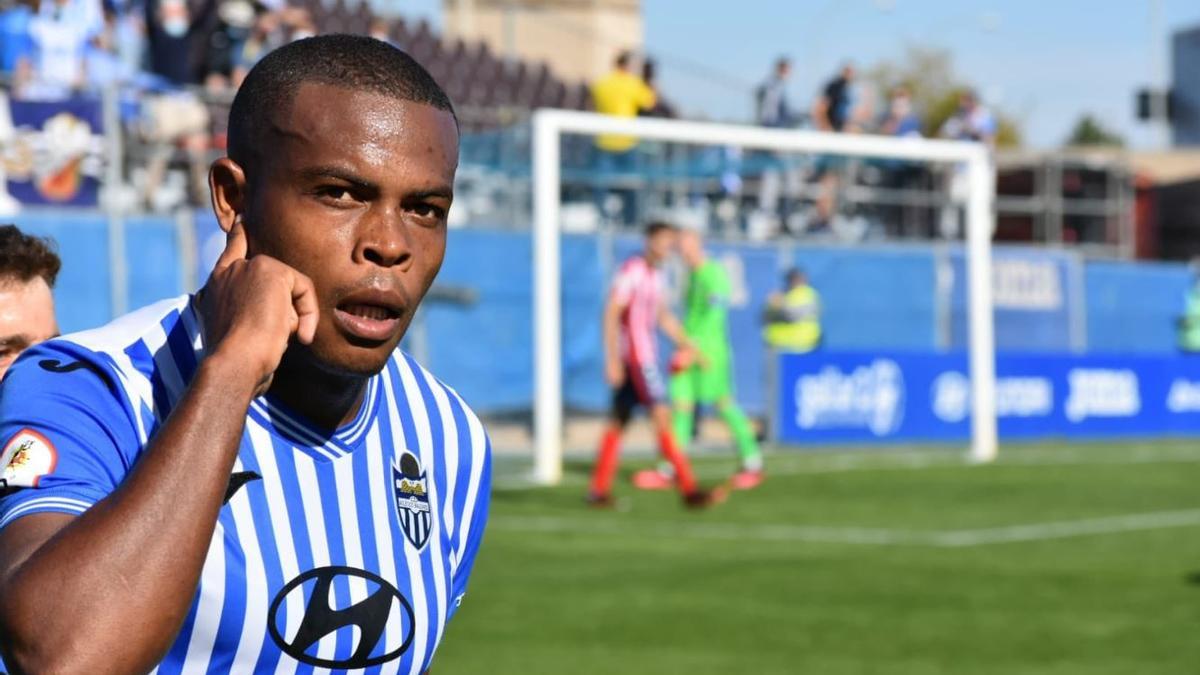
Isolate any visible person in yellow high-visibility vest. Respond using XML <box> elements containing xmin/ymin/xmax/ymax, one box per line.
<box><xmin>763</xmin><ymin>268</ymin><xmax>821</xmax><ymax>351</ymax></box>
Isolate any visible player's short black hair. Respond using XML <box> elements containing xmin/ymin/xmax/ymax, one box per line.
<box><xmin>615</xmin><ymin>50</ymin><xmax>632</xmax><ymax>69</ymax></box>
<box><xmin>227</xmin><ymin>34</ymin><xmax>456</xmax><ymax>172</ymax></box>
<box><xmin>0</xmin><ymin>224</ymin><xmax>60</xmax><ymax>288</ymax></box>
<box><xmin>644</xmin><ymin>221</ymin><xmax>677</xmax><ymax>238</ymax></box>
<box><xmin>785</xmin><ymin>267</ymin><xmax>805</xmax><ymax>286</ymax></box>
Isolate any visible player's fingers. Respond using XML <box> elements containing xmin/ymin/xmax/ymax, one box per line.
<box><xmin>289</xmin><ymin>270</ymin><xmax>319</xmax><ymax>344</ymax></box>
<box><xmin>214</xmin><ymin>219</ymin><xmax>248</xmax><ymax>272</ymax></box>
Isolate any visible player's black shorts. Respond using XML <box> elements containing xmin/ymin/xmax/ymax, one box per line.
<box><xmin>611</xmin><ymin>360</ymin><xmax>666</xmax><ymax>425</ymax></box>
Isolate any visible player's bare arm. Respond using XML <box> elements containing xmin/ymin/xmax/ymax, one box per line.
<box><xmin>659</xmin><ymin>306</ymin><xmax>701</xmax><ymax>365</ymax></box>
<box><xmin>0</xmin><ymin>224</ymin><xmax>316</xmax><ymax>673</ymax></box>
<box><xmin>603</xmin><ymin>295</ymin><xmax>626</xmax><ymax>387</ymax></box>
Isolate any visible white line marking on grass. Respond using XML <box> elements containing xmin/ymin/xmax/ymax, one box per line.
<box><xmin>489</xmin><ymin>516</ymin><xmax>932</xmax><ymax>546</ymax></box>
<box><xmin>490</xmin><ymin>508</ymin><xmax>1200</xmax><ymax>548</ymax></box>
<box><xmin>930</xmin><ymin>509</ymin><xmax>1200</xmax><ymax>547</ymax></box>
<box><xmin>491</xmin><ymin>444</ymin><xmax>1200</xmax><ymax>491</ymax></box>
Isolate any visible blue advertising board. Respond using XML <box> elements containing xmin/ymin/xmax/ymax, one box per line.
<box><xmin>774</xmin><ymin>350</ymin><xmax>1200</xmax><ymax>444</ymax></box>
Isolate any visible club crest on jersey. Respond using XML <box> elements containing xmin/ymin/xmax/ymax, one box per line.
<box><xmin>392</xmin><ymin>451</ymin><xmax>431</xmax><ymax>551</ymax></box>
<box><xmin>1</xmin><ymin>428</ymin><xmax>57</xmax><ymax>490</ymax></box>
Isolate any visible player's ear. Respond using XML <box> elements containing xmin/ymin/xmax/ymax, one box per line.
<box><xmin>209</xmin><ymin>157</ymin><xmax>248</xmax><ymax>235</ymax></box>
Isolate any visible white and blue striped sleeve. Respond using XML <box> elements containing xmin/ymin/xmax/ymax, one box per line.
<box><xmin>0</xmin><ymin>341</ymin><xmax>140</xmax><ymax>531</ymax></box>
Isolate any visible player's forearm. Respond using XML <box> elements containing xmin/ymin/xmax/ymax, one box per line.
<box><xmin>0</xmin><ymin>354</ymin><xmax>257</xmax><ymax>674</ymax></box>
<box><xmin>602</xmin><ymin>302</ymin><xmax>622</xmax><ymax>363</ymax></box>
<box><xmin>659</xmin><ymin>312</ymin><xmax>691</xmax><ymax>348</ymax></box>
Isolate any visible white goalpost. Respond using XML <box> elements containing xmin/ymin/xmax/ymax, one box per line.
<box><xmin>530</xmin><ymin>109</ymin><xmax>998</xmax><ymax>485</ymax></box>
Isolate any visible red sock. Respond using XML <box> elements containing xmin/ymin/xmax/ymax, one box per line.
<box><xmin>657</xmin><ymin>430</ymin><xmax>697</xmax><ymax>494</ymax></box>
<box><xmin>590</xmin><ymin>428</ymin><xmax>622</xmax><ymax>496</ymax></box>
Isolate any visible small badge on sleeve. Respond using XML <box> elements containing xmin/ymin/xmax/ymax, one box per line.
<box><xmin>1</xmin><ymin>428</ymin><xmax>58</xmax><ymax>489</ymax></box>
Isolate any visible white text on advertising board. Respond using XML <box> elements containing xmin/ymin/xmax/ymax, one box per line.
<box><xmin>1065</xmin><ymin>369</ymin><xmax>1140</xmax><ymax>422</ymax></box>
<box><xmin>795</xmin><ymin>360</ymin><xmax>904</xmax><ymax>436</ymax></box>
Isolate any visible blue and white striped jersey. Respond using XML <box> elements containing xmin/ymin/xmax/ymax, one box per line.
<box><xmin>0</xmin><ymin>296</ymin><xmax>492</xmax><ymax>673</ymax></box>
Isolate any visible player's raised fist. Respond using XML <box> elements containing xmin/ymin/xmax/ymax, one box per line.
<box><xmin>198</xmin><ymin>220</ymin><xmax>319</xmax><ymax>396</ymax></box>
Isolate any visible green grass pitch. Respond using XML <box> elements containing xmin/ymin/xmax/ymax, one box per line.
<box><xmin>435</xmin><ymin>441</ymin><xmax>1200</xmax><ymax>674</ymax></box>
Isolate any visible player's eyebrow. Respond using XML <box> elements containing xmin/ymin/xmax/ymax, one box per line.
<box><xmin>0</xmin><ymin>335</ymin><xmax>32</xmax><ymax>351</ymax></box>
<box><xmin>297</xmin><ymin>165</ymin><xmax>378</xmax><ymax>192</ymax></box>
<box><xmin>404</xmin><ymin>186</ymin><xmax>454</xmax><ymax>202</ymax></box>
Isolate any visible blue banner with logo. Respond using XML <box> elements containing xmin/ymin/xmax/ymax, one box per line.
<box><xmin>6</xmin><ymin>98</ymin><xmax>104</xmax><ymax>206</ymax></box>
<box><xmin>774</xmin><ymin>350</ymin><xmax>1200</xmax><ymax>444</ymax></box>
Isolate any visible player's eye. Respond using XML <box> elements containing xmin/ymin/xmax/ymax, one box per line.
<box><xmin>314</xmin><ymin>186</ymin><xmax>359</xmax><ymax>206</ymax></box>
<box><xmin>410</xmin><ymin>202</ymin><xmax>447</xmax><ymax>223</ymax></box>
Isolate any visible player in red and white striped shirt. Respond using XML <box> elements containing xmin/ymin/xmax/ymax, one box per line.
<box><xmin>588</xmin><ymin>221</ymin><xmax>714</xmax><ymax>508</ymax></box>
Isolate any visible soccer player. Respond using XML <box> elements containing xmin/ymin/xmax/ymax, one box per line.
<box><xmin>588</xmin><ymin>221</ymin><xmax>712</xmax><ymax>508</ymax></box>
<box><xmin>0</xmin><ymin>225</ymin><xmax>60</xmax><ymax>380</ymax></box>
<box><xmin>0</xmin><ymin>36</ymin><xmax>489</xmax><ymax>674</ymax></box>
<box><xmin>669</xmin><ymin>230</ymin><xmax>764</xmax><ymax>488</ymax></box>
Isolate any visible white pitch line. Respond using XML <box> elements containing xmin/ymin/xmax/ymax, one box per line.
<box><xmin>490</xmin><ymin>508</ymin><xmax>1200</xmax><ymax>548</ymax></box>
<box><xmin>490</xmin><ymin>445</ymin><xmax>1200</xmax><ymax>491</ymax></box>
<box><xmin>930</xmin><ymin>509</ymin><xmax>1200</xmax><ymax>547</ymax></box>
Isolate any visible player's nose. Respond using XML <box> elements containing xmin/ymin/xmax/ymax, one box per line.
<box><xmin>356</xmin><ymin>206</ymin><xmax>413</xmax><ymax>270</ymax></box>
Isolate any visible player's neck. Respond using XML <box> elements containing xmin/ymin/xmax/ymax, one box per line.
<box><xmin>267</xmin><ymin>350</ymin><xmax>368</xmax><ymax>431</ymax></box>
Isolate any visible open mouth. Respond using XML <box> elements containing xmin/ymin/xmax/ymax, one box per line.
<box><xmin>334</xmin><ymin>302</ymin><xmax>403</xmax><ymax>342</ymax></box>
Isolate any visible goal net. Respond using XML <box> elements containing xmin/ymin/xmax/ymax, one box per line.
<box><xmin>523</xmin><ymin>109</ymin><xmax>996</xmax><ymax>486</ymax></box>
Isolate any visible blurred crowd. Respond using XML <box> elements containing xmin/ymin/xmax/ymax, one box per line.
<box><xmin>0</xmin><ymin>0</ymin><xmax>397</xmax><ymax>211</ymax></box>
<box><xmin>0</xmin><ymin>0</ymin><xmax>336</xmax><ymax>98</ymax></box>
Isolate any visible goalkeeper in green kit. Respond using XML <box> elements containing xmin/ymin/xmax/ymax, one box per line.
<box><xmin>633</xmin><ymin>228</ymin><xmax>765</xmax><ymax>491</ymax></box>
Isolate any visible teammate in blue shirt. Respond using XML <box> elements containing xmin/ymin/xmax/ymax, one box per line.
<box><xmin>0</xmin><ymin>35</ymin><xmax>490</xmax><ymax>674</ymax></box>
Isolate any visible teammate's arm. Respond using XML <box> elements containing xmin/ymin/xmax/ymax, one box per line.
<box><xmin>0</xmin><ymin>223</ymin><xmax>318</xmax><ymax>674</ymax></box>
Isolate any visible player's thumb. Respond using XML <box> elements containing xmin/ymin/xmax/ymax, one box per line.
<box><xmin>215</xmin><ymin>218</ymin><xmax>249</xmax><ymax>272</ymax></box>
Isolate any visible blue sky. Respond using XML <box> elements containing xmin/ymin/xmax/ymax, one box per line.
<box><xmin>390</xmin><ymin>0</ymin><xmax>1200</xmax><ymax>149</ymax></box>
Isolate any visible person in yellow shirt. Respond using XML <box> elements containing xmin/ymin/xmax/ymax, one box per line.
<box><xmin>763</xmin><ymin>268</ymin><xmax>822</xmax><ymax>352</ymax></box>
<box><xmin>590</xmin><ymin>51</ymin><xmax>656</xmax><ymax>225</ymax></box>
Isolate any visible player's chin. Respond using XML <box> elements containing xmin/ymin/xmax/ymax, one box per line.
<box><xmin>322</xmin><ymin>318</ymin><xmax>411</xmax><ymax>375</ymax></box>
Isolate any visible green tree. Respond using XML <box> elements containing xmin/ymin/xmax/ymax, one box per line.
<box><xmin>866</xmin><ymin>46</ymin><xmax>1022</xmax><ymax>147</ymax></box>
<box><xmin>1065</xmin><ymin>114</ymin><xmax>1124</xmax><ymax>147</ymax></box>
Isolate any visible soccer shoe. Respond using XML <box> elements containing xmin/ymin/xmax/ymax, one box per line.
<box><xmin>682</xmin><ymin>486</ymin><xmax>727</xmax><ymax>509</ymax></box>
<box><xmin>632</xmin><ymin>468</ymin><xmax>675</xmax><ymax>490</ymax></box>
<box><xmin>585</xmin><ymin>492</ymin><xmax>615</xmax><ymax>509</ymax></box>
<box><xmin>729</xmin><ymin>470</ymin><xmax>765</xmax><ymax>490</ymax></box>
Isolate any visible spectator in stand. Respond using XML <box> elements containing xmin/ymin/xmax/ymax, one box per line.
<box><xmin>0</xmin><ymin>224</ymin><xmax>60</xmax><ymax>381</ymax></box>
<box><xmin>938</xmin><ymin>89</ymin><xmax>996</xmax><ymax>237</ymax></box>
<box><xmin>638</xmin><ymin>57</ymin><xmax>676</xmax><ymax>118</ymax></box>
<box><xmin>939</xmin><ymin>89</ymin><xmax>997</xmax><ymax>147</ymax></box>
<box><xmin>753</xmin><ymin>56</ymin><xmax>800</xmax><ymax>232</ymax></box>
<box><xmin>144</xmin><ymin>0</ymin><xmax>194</xmax><ymax>84</ymax></box>
<box><xmin>0</xmin><ymin>0</ymin><xmax>36</xmax><ymax>77</ymax></box>
<box><xmin>812</xmin><ymin>62</ymin><xmax>859</xmax><ymax>134</ymax></box>
<box><xmin>13</xmin><ymin>0</ymin><xmax>101</xmax><ymax>100</ymax></box>
<box><xmin>756</xmin><ymin>56</ymin><xmax>794</xmax><ymax>128</ymax></box>
<box><xmin>590</xmin><ymin>50</ymin><xmax>656</xmax><ymax>225</ymax></box>
<box><xmin>810</xmin><ymin>62</ymin><xmax>867</xmax><ymax>230</ymax></box>
<box><xmin>880</xmin><ymin>85</ymin><xmax>921</xmax><ymax>138</ymax></box>
<box><xmin>875</xmin><ymin>85</ymin><xmax>925</xmax><ymax>236</ymax></box>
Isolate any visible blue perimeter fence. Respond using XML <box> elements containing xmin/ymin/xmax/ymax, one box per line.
<box><xmin>11</xmin><ymin>209</ymin><xmax>1197</xmax><ymax>436</ymax></box>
